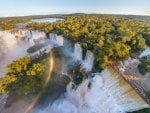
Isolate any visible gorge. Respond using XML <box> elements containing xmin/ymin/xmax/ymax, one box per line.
<box><xmin>0</xmin><ymin>16</ymin><xmax>150</xmax><ymax>113</ymax></box>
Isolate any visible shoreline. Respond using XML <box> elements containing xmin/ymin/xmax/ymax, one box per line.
<box><xmin>123</xmin><ymin>59</ymin><xmax>150</xmax><ymax>105</ymax></box>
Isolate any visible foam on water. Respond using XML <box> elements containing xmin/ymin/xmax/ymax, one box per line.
<box><xmin>0</xmin><ymin>30</ymin><xmax>47</xmax><ymax>77</ymax></box>
<box><xmin>49</xmin><ymin>33</ymin><xmax>64</xmax><ymax>46</ymax></box>
<box><xmin>30</xmin><ymin>31</ymin><xmax>46</xmax><ymax>46</ymax></box>
<box><xmin>81</xmin><ymin>50</ymin><xmax>95</xmax><ymax>71</ymax></box>
<box><xmin>0</xmin><ymin>31</ymin><xmax>30</xmax><ymax>77</ymax></box>
<box><xmin>74</xmin><ymin>43</ymin><xmax>82</xmax><ymax>61</ymax></box>
<box><xmin>73</xmin><ymin>43</ymin><xmax>95</xmax><ymax>72</ymax></box>
<box><xmin>35</xmin><ymin>70</ymin><xmax>149</xmax><ymax>113</ymax></box>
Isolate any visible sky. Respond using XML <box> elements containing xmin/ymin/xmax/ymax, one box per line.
<box><xmin>0</xmin><ymin>0</ymin><xmax>150</xmax><ymax>17</ymax></box>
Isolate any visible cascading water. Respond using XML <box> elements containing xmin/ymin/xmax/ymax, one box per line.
<box><xmin>49</xmin><ymin>33</ymin><xmax>64</xmax><ymax>46</ymax></box>
<box><xmin>20</xmin><ymin>30</ymin><xmax>32</xmax><ymax>40</ymax></box>
<box><xmin>9</xmin><ymin>30</ymin><xmax>32</xmax><ymax>40</ymax></box>
<box><xmin>30</xmin><ymin>31</ymin><xmax>46</xmax><ymax>46</ymax></box>
<box><xmin>0</xmin><ymin>31</ymin><xmax>29</xmax><ymax>77</ymax></box>
<box><xmin>0</xmin><ymin>31</ymin><xmax>18</xmax><ymax>50</ymax></box>
<box><xmin>0</xmin><ymin>30</ymin><xmax>47</xmax><ymax>77</ymax></box>
<box><xmin>73</xmin><ymin>43</ymin><xmax>94</xmax><ymax>72</ymax></box>
<box><xmin>35</xmin><ymin>70</ymin><xmax>149</xmax><ymax>113</ymax></box>
<box><xmin>81</xmin><ymin>50</ymin><xmax>94</xmax><ymax>72</ymax></box>
<box><xmin>0</xmin><ymin>30</ymin><xmax>149</xmax><ymax>113</ymax></box>
<box><xmin>73</xmin><ymin>43</ymin><xmax>82</xmax><ymax>61</ymax></box>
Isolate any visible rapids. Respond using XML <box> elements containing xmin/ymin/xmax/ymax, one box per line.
<box><xmin>0</xmin><ymin>30</ymin><xmax>149</xmax><ymax>113</ymax></box>
<box><xmin>0</xmin><ymin>30</ymin><xmax>46</xmax><ymax>77</ymax></box>
<box><xmin>35</xmin><ymin>70</ymin><xmax>149</xmax><ymax>113</ymax></box>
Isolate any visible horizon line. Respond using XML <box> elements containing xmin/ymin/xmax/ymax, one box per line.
<box><xmin>0</xmin><ymin>12</ymin><xmax>150</xmax><ymax>18</ymax></box>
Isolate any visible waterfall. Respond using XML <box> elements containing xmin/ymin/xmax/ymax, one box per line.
<box><xmin>20</xmin><ymin>30</ymin><xmax>32</xmax><ymax>41</ymax></box>
<box><xmin>73</xmin><ymin>43</ymin><xmax>83</xmax><ymax>61</ymax></box>
<box><xmin>73</xmin><ymin>43</ymin><xmax>94</xmax><ymax>72</ymax></box>
<box><xmin>49</xmin><ymin>33</ymin><xmax>64</xmax><ymax>46</ymax></box>
<box><xmin>0</xmin><ymin>31</ymin><xmax>17</xmax><ymax>50</ymax></box>
<box><xmin>30</xmin><ymin>31</ymin><xmax>46</xmax><ymax>46</ymax></box>
<box><xmin>8</xmin><ymin>30</ymin><xmax>32</xmax><ymax>41</ymax></box>
<box><xmin>0</xmin><ymin>31</ymin><xmax>32</xmax><ymax>77</ymax></box>
<box><xmin>34</xmin><ymin>70</ymin><xmax>149</xmax><ymax>113</ymax></box>
<box><xmin>81</xmin><ymin>50</ymin><xmax>94</xmax><ymax>72</ymax></box>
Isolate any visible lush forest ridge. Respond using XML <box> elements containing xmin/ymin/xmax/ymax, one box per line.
<box><xmin>0</xmin><ymin>18</ymin><xmax>30</xmax><ymax>30</ymax></box>
<box><xmin>0</xmin><ymin>56</ymin><xmax>48</xmax><ymax>94</ymax></box>
<box><xmin>27</xmin><ymin>15</ymin><xmax>150</xmax><ymax>69</ymax></box>
<box><xmin>0</xmin><ymin>15</ymin><xmax>150</xmax><ymax>93</ymax></box>
<box><xmin>0</xmin><ymin>14</ymin><xmax>150</xmax><ymax>112</ymax></box>
<box><xmin>0</xmin><ymin>14</ymin><xmax>150</xmax><ymax>88</ymax></box>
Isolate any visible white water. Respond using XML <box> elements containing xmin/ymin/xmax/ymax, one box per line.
<box><xmin>73</xmin><ymin>43</ymin><xmax>95</xmax><ymax>72</ymax></box>
<box><xmin>35</xmin><ymin>70</ymin><xmax>149</xmax><ymax>113</ymax></box>
<box><xmin>0</xmin><ymin>30</ymin><xmax>149</xmax><ymax>113</ymax></box>
<box><xmin>139</xmin><ymin>47</ymin><xmax>150</xmax><ymax>58</ymax></box>
<box><xmin>20</xmin><ymin>30</ymin><xmax>32</xmax><ymax>40</ymax></box>
<box><xmin>0</xmin><ymin>30</ymin><xmax>47</xmax><ymax>77</ymax></box>
<box><xmin>119</xmin><ymin>47</ymin><xmax>150</xmax><ymax>73</ymax></box>
<box><xmin>30</xmin><ymin>31</ymin><xmax>46</xmax><ymax>46</ymax></box>
<box><xmin>119</xmin><ymin>58</ymin><xmax>140</xmax><ymax>73</ymax></box>
<box><xmin>74</xmin><ymin>43</ymin><xmax>82</xmax><ymax>61</ymax></box>
<box><xmin>81</xmin><ymin>50</ymin><xmax>95</xmax><ymax>71</ymax></box>
<box><xmin>49</xmin><ymin>33</ymin><xmax>64</xmax><ymax>46</ymax></box>
<box><xmin>0</xmin><ymin>31</ymin><xmax>30</xmax><ymax>77</ymax></box>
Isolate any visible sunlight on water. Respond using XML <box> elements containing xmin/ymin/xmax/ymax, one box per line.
<box><xmin>0</xmin><ymin>30</ymin><xmax>149</xmax><ymax>113</ymax></box>
<box><xmin>34</xmin><ymin>70</ymin><xmax>149</xmax><ymax>113</ymax></box>
<box><xmin>25</xmin><ymin>50</ymin><xmax>55</xmax><ymax>113</ymax></box>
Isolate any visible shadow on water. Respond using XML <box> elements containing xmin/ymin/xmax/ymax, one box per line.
<box><xmin>31</xmin><ymin>47</ymin><xmax>70</xmax><ymax>112</ymax></box>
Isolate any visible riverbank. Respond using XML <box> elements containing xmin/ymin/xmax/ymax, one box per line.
<box><xmin>0</xmin><ymin>49</ymin><xmax>70</xmax><ymax>113</ymax></box>
<box><xmin>124</xmin><ymin>60</ymin><xmax>150</xmax><ymax>104</ymax></box>
<box><xmin>0</xmin><ymin>93</ymin><xmax>35</xmax><ymax>113</ymax></box>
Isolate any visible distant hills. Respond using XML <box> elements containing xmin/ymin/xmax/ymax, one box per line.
<box><xmin>1</xmin><ymin>13</ymin><xmax>150</xmax><ymax>22</ymax></box>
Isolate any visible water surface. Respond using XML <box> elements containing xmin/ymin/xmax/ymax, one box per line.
<box><xmin>31</xmin><ymin>18</ymin><xmax>63</xmax><ymax>23</ymax></box>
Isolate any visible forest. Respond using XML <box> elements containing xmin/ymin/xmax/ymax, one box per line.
<box><xmin>1</xmin><ymin>15</ymin><xmax>150</xmax><ymax>94</ymax></box>
<box><xmin>0</xmin><ymin>14</ymin><xmax>150</xmax><ymax>113</ymax></box>
<box><xmin>0</xmin><ymin>18</ymin><xmax>30</xmax><ymax>30</ymax></box>
<box><xmin>0</xmin><ymin>56</ymin><xmax>46</xmax><ymax>94</ymax></box>
<box><xmin>27</xmin><ymin>15</ymin><xmax>150</xmax><ymax>69</ymax></box>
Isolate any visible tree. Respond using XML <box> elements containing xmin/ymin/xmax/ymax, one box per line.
<box><xmin>113</xmin><ymin>42</ymin><xmax>130</xmax><ymax>59</ymax></box>
<box><xmin>100</xmin><ymin>56</ymin><xmax>113</xmax><ymax>68</ymax></box>
<box><xmin>26</xmin><ymin>15</ymin><xmax>149</xmax><ymax>70</ymax></box>
<box><xmin>0</xmin><ymin>75</ymin><xmax>17</xmax><ymax>93</ymax></box>
<box><xmin>27</xmin><ymin>63</ymin><xmax>44</xmax><ymax>76</ymax></box>
<box><xmin>6</xmin><ymin>57</ymin><xmax>31</xmax><ymax>76</ymax></box>
<box><xmin>0</xmin><ymin>57</ymin><xmax>44</xmax><ymax>94</ymax></box>
<box><xmin>129</xmin><ymin>34</ymin><xmax>146</xmax><ymax>52</ymax></box>
<box><xmin>138</xmin><ymin>55</ymin><xmax>150</xmax><ymax>75</ymax></box>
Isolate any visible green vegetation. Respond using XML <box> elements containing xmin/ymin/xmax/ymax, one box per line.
<box><xmin>0</xmin><ymin>57</ymin><xmax>45</xmax><ymax>94</ymax></box>
<box><xmin>0</xmin><ymin>14</ymin><xmax>149</xmax><ymax>113</ymax></box>
<box><xmin>0</xmin><ymin>18</ymin><xmax>30</xmax><ymax>30</ymax></box>
<box><xmin>138</xmin><ymin>55</ymin><xmax>150</xmax><ymax>75</ymax></box>
<box><xmin>130</xmin><ymin>108</ymin><xmax>150</xmax><ymax>113</ymax></box>
<box><xmin>27</xmin><ymin>16</ymin><xmax>149</xmax><ymax>68</ymax></box>
<box><xmin>143</xmin><ymin>32</ymin><xmax>150</xmax><ymax>46</ymax></box>
<box><xmin>26</xmin><ymin>22</ymin><xmax>53</xmax><ymax>35</ymax></box>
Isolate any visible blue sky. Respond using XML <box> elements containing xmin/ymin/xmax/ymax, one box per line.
<box><xmin>0</xmin><ymin>0</ymin><xmax>150</xmax><ymax>17</ymax></box>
